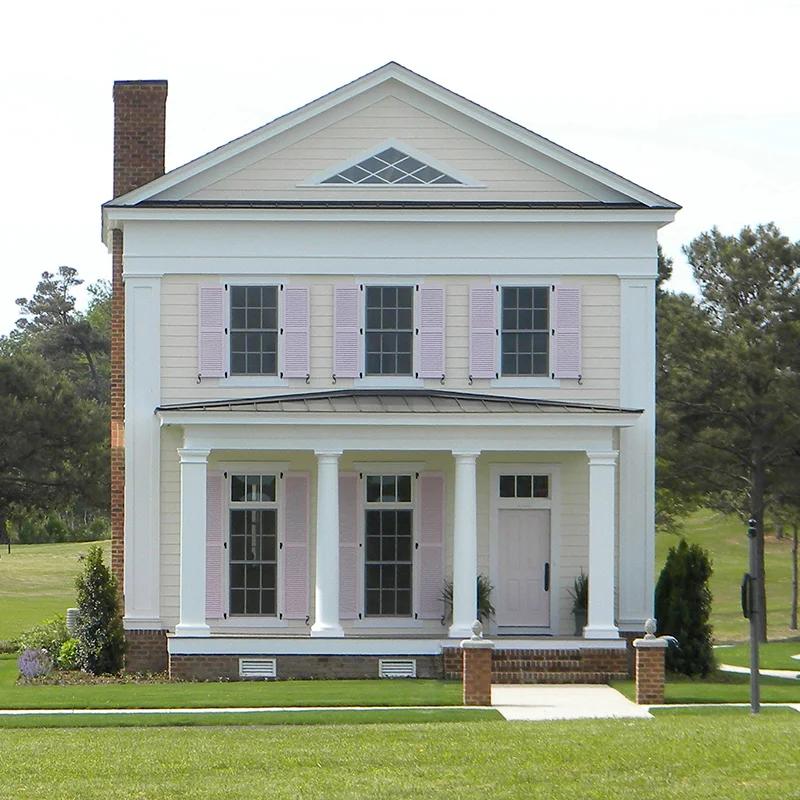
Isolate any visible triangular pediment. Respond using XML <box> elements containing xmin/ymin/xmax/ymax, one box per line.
<box><xmin>105</xmin><ymin>62</ymin><xmax>679</xmax><ymax>212</ymax></box>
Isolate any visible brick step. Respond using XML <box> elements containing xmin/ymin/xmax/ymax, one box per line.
<box><xmin>492</xmin><ymin>671</ymin><xmax>629</xmax><ymax>684</ymax></box>
<box><xmin>492</xmin><ymin>659</ymin><xmax>584</xmax><ymax>670</ymax></box>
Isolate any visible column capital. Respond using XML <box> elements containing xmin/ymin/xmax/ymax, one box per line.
<box><xmin>177</xmin><ymin>447</ymin><xmax>210</xmax><ymax>464</ymax></box>
<box><xmin>586</xmin><ymin>450</ymin><xmax>619</xmax><ymax>467</ymax></box>
<box><xmin>452</xmin><ymin>450</ymin><xmax>481</xmax><ymax>461</ymax></box>
<box><xmin>314</xmin><ymin>449</ymin><xmax>343</xmax><ymax>459</ymax></box>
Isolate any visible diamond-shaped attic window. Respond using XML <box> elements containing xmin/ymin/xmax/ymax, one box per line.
<box><xmin>322</xmin><ymin>148</ymin><xmax>462</xmax><ymax>185</ymax></box>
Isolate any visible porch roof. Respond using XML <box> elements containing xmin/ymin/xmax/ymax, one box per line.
<box><xmin>157</xmin><ymin>389</ymin><xmax>643</xmax><ymax>416</ymax></box>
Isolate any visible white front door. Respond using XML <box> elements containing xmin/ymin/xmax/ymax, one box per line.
<box><xmin>497</xmin><ymin>509</ymin><xmax>550</xmax><ymax>627</ymax></box>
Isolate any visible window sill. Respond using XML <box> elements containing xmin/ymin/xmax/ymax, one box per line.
<box><xmin>217</xmin><ymin>617</ymin><xmax>290</xmax><ymax>629</ymax></box>
<box><xmin>491</xmin><ymin>377</ymin><xmax>560</xmax><ymax>389</ymax></box>
<box><xmin>220</xmin><ymin>376</ymin><xmax>290</xmax><ymax>388</ymax></box>
<box><xmin>352</xmin><ymin>618</ymin><xmax>428</xmax><ymax>629</ymax></box>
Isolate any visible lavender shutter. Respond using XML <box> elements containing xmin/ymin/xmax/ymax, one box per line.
<box><xmin>417</xmin><ymin>472</ymin><xmax>445</xmax><ymax>620</ymax></box>
<box><xmin>281</xmin><ymin>473</ymin><xmax>310</xmax><ymax>620</ymax></box>
<box><xmin>198</xmin><ymin>285</ymin><xmax>226</xmax><ymax>378</ymax></box>
<box><xmin>416</xmin><ymin>286</ymin><xmax>446</xmax><ymax>378</ymax></box>
<box><xmin>334</xmin><ymin>286</ymin><xmax>361</xmax><ymax>378</ymax></box>
<box><xmin>339</xmin><ymin>473</ymin><xmax>360</xmax><ymax>619</ymax></box>
<box><xmin>469</xmin><ymin>286</ymin><xmax>497</xmax><ymax>379</ymax></box>
<box><xmin>553</xmin><ymin>286</ymin><xmax>582</xmax><ymax>379</ymax></box>
<box><xmin>281</xmin><ymin>285</ymin><xmax>310</xmax><ymax>378</ymax></box>
<box><xmin>205</xmin><ymin>471</ymin><xmax>225</xmax><ymax>620</ymax></box>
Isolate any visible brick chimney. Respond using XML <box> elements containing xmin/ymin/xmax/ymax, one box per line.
<box><xmin>112</xmin><ymin>80</ymin><xmax>168</xmax><ymax>198</ymax></box>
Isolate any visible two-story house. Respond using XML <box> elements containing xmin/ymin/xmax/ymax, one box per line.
<box><xmin>103</xmin><ymin>63</ymin><xmax>678</xmax><ymax>681</ymax></box>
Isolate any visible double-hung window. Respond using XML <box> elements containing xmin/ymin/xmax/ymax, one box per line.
<box><xmin>501</xmin><ymin>286</ymin><xmax>550</xmax><ymax>377</ymax></box>
<box><xmin>229</xmin><ymin>286</ymin><xmax>279</xmax><ymax>376</ymax></box>
<box><xmin>365</xmin><ymin>287</ymin><xmax>414</xmax><ymax>376</ymax></box>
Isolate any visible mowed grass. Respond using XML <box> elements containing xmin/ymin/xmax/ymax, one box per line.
<box><xmin>717</xmin><ymin>640</ymin><xmax>800</xmax><ymax>671</ymax></box>
<box><xmin>612</xmin><ymin>673</ymin><xmax>800</xmax><ymax>704</ymax></box>
<box><xmin>3</xmin><ymin>715</ymin><xmax>799</xmax><ymax>800</ymax></box>
<box><xmin>656</xmin><ymin>509</ymin><xmax>798</xmax><ymax>643</ymax></box>
<box><xmin>0</xmin><ymin>540</ymin><xmax>110</xmax><ymax>642</ymax></box>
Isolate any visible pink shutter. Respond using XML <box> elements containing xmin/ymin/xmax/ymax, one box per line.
<box><xmin>205</xmin><ymin>471</ymin><xmax>225</xmax><ymax>619</ymax></box>
<box><xmin>553</xmin><ymin>286</ymin><xmax>582</xmax><ymax>379</ymax></box>
<box><xmin>281</xmin><ymin>473</ymin><xmax>310</xmax><ymax>620</ymax></box>
<box><xmin>417</xmin><ymin>472</ymin><xmax>445</xmax><ymax>620</ymax></box>
<box><xmin>416</xmin><ymin>286</ymin><xmax>446</xmax><ymax>378</ymax></box>
<box><xmin>334</xmin><ymin>286</ymin><xmax>361</xmax><ymax>378</ymax></box>
<box><xmin>339</xmin><ymin>473</ymin><xmax>360</xmax><ymax>619</ymax></box>
<box><xmin>469</xmin><ymin>286</ymin><xmax>496</xmax><ymax>379</ymax></box>
<box><xmin>281</xmin><ymin>285</ymin><xmax>310</xmax><ymax>379</ymax></box>
<box><xmin>198</xmin><ymin>285</ymin><xmax>226</xmax><ymax>378</ymax></box>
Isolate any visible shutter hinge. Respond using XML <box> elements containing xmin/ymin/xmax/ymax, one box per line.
<box><xmin>415</xmin><ymin>542</ymin><xmax>419</xmax><ymax>550</ymax></box>
<box><xmin>305</xmin><ymin>616</ymin><xmax>310</xmax><ymax>627</ymax></box>
<box><xmin>223</xmin><ymin>612</ymin><xmax>227</xmax><ymax>619</ymax></box>
<box><xmin>415</xmin><ymin>284</ymin><xmax>419</xmax><ymax>291</ymax></box>
<box><xmin>224</xmin><ymin>327</ymin><xmax>228</xmax><ymax>334</ymax></box>
<box><xmin>415</xmin><ymin>612</ymin><xmax>419</xmax><ymax>620</ymax></box>
<box><xmin>360</xmin><ymin>284</ymin><xmax>364</xmax><ymax>291</ymax></box>
<box><xmin>224</xmin><ymin>471</ymin><xmax>228</xmax><ymax>478</ymax></box>
<box><xmin>280</xmin><ymin>284</ymin><xmax>284</xmax><ymax>291</ymax></box>
<box><xmin>223</xmin><ymin>542</ymin><xmax>227</xmax><ymax>549</ymax></box>
<box><xmin>359</xmin><ymin>473</ymin><xmax>363</xmax><ymax>479</ymax></box>
<box><xmin>359</xmin><ymin>613</ymin><xmax>363</xmax><ymax>619</ymax></box>
<box><xmin>280</xmin><ymin>472</ymin><xmax>284</xmax><ymax>479</ymax></box>
<box><xmin>225</xmin><ymin>284</ymin><xmax>228</xmax><ymax>291</ymax></box>
<box><xmin>279</xmin><ymin>612</ymin><xmax>283</xmax><ymax>619</ymax></box>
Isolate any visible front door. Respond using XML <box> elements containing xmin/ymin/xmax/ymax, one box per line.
<box><xmin>496</xmin><ymin>509</ymin><xmax>550</xmax><ymax>627</ymax></box>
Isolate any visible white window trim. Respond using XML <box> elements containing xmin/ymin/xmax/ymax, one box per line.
<box><xmin>492</xmin><ymin>282</ymin><xmax>560</xmax><ymax>386</ymax></box>
<box><xmin>217</xmin><ymin>463</ymin><xmax>292</xmax><ymax>627</ymax></box>
<box><xmin>299</xmin><ymin>138</ymin><xmax>484</xmax><ymax>188</ymax></box>
<box><xmin>488</xmin><ymin>463</ymin><xmax>561</xmax><ymax>637</ymax></box>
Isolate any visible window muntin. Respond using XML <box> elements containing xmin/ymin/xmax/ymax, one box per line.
<box><xmin>499</xmin><ymin>474</ymin><xmax>550</xmax><ymax>499</ymax></box>
<box><xmin>230</xmin><ymin>286</ymin><xmax>278</xmax><ymax>376</ymax></box>
<box><xmin>501</xmin><ymin>287</ymin><xmax>549</xmax><ymax>377</ymax></box>
<box><xmin>322</xmin><ymin>147</ymin><xmax>462</xmax><ymax>186</ymax></box>
<box><xmin>229</xmin><ymin>473</ymin><xmax>278</xmax><ymax>616</ymax></box>
<box><xmin>364</xmin><ymin>474</ymin><xmax>413</xmax><ymax>617</ymax></box>
<box><xmin>365</xmin><ymin>287</ymin><xmax>414</xmax><ymax>376</ymax></box>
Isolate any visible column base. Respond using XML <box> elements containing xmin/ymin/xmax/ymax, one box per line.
<box><xmin>174</xmin><ymin>623</ymin><xmax>211</xmax><ymax>637</ymax></box>
<box><xmin>310</xmin><ymin>622</ymin><xmax>345</xmax><ymax>638</ymax></box>
<box><xmin>583</xmin><ymin>625</ymin><xmax>620</xmax><ymax>640</ymax></box>
<box><xmin>448</xmin><ymin>622</ymin><xmax>476</xmax><ymax>639</ymax></box>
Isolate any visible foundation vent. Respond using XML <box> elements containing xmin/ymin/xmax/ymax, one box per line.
<box><xmin>379</xmin><ymin>658</ymin><xmax>417</xmax><ymax>678</ymax></box>
<box><xmin>239</xmin><ymin>658</ymin><xmax>277</xmax><ymax>678</ymax></box>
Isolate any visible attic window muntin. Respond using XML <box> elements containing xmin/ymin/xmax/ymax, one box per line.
<box><xmin>323</xmin><ymin>147</ymin><xmax>462</xmax><ymax>186</ymax></box>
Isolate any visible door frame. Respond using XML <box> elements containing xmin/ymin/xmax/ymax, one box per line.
<box><xmin>488</xmin><ymin>462</ymin><xmax>561</xmax><ymax>635</ymax></box>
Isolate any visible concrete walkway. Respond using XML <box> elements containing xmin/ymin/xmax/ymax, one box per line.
<box><xmin>719</xmin><ymin>663</ymin><xmax>800</xmax><ymax>680</ymax></box>
<box><xmin>492</xmin><ymin>684</ymin><xmax>653</xmax><ymax>721</ymax></box>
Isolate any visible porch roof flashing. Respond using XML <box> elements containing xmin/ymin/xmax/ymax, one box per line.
<box><xmin>156</xmin><ymin>388</ymin><xmax>642</xmax><ymax>427</ymax></box>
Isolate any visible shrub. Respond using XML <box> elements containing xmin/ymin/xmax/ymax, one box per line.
<box><xmin>655</xmin><ymin>538</ymin><xmax>715</xmax><ymax>677</ymax></box>
<box><xmin>57</xmin><ymin>638</ymin><xmax>80</xmax><ymax>670</ymax></box>
<box><xmin>442</xmin><ymin>574</ymin><xmax>496</xmax><ymax>623</ymax></box>
<box><xmin>74</xmin><ymin>545</ymin><xmax>126</xmax><ymax>675</ymax></box>
<box><xmin>16</xmin><ymin>615</ymin><xmax>69</xmax><ymax>656</ymax></box>
<box><xmin>18</xmin><ymin>648</ymin><xmax>53</xmax><ymax>680</ymax></box>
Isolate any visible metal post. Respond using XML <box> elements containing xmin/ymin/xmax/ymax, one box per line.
<box><xmin>748</xmin><ymin>518</ymin><xmax>760</xmax><ymax>714</ymax></box>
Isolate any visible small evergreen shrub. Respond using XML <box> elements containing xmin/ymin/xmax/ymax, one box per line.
<box><xmin>442</xmin><ymin>574</ymin><xmax>496</xmax><ymax>623</ymax></box>
<box><xmin>655</xmin><ymin>538</ymin><xmax>715</xmax><ymax>677</ymax></box>
<box><xmin>18</xmin><ymin>648</ymin><xmax>53</xmax><ymax>680</ymax></box>
<box><xmin>74</xmin><ymin>545</ymin><xmax>126</xmax><ymax>675</ymax></box>
<box><xmin>57</xmin><ymin>638</ymin><xmax>80</xmax><ymax>671</ymax></box>
<box><xmin>16</xmin><ymin>616</ymin><xmax>69</xmax><ymax>656</ymax></box>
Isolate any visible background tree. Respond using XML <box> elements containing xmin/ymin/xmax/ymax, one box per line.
<box><xmin>657</xmin><ymin>223</ymin><xmax>800</xmax><ymax>641</ymax></box>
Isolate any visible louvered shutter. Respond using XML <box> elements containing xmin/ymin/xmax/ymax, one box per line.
<box><xmin>553</xmin><ymin>286</ymin><xmax>582</xmax><ymax>379</ymax></box>
<box><xmin>281</xmin><ymin>285</ymin><xmax>310</xmax><ymax>378</ymax></box>
<box><xmin>334</xmin><ymin>286</ymin><xmax>361</xmax><ymax>378</ymax></box>
<box><xmin>339</xmin><ymin>473</ymin><xmax>360</xmax><ymax>619</ymax></box>
<box><xmin>198</xmin><ymin>285</ymin><xmax>226</xmax><ymax>378</ymax></box>
<box><xmin>281</xmin><ymin>473</ymin><xmax>310</xmax><ymax>620</ymax></box>
<box><xmin>469</xmin><ymin>286</ymin><xmax>496</xmax><ymax>379</ymax></box>
<box><xmin>416</xmin><ymin>286</ymin><xmax>446</xmax><ymax>378</ymax></box>
<box><xmin>205</xmin><ymin>471</ymin><xmax>225</xmax><ymax>619</ymax></box>
<box><xmin>417</xmin><ymin>472</ymin><xmax>445</xmax><ymax>620</ymax></box>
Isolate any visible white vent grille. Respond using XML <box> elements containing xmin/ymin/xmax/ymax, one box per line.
<box><xmin>379</xmin><ymin>658</ymin><xmax>417</xmax><ymax>678</ymax></box>
<box><xmin>239</xmin><ymin>658</ymin><xmax>277</xmax><ymax>678</ymax></box>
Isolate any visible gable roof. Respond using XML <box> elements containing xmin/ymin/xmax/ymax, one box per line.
<box><xmin>105</xmin><ymin>62</ymin><xmax>679</xmax><ymax>213</ymax></box>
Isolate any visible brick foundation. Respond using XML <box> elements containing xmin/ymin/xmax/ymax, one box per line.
<box><xmin>634</xmin><ymin>645</ymin><xmax>666</xmax><ymax>704</ymax></box>
<box><xmin>462</xmin><ymin>647</ymin><xmax>493</xmax><ymax>705</ymax></box>
<box><xmin>169</xmin><ymin>654</ymin><xmax>445</xmax><ymax>682</ymax></box>
<box><xmin>443</xmin><ymin>647</ymin><xmax>629</xmax><ymax>683</ymax></box>
<box><xmin>125</xmin><ymin>630</ymin><xmax>168</xmax><ymax>674</ymax></box>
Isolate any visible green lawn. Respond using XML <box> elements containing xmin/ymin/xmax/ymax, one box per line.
<box><xmin>2</xmin><ymin>715</ymin><xmax>799</xmax><ymax>799</ymax></box>
<box><xmin>716</xmin><ymin>640</ymin><xmax>800</xmax><ymax>671</ymax></box>
<box><xmin>657</xmin><ymin>509</ymin><xmax>798</xmax><ymax>643</ymax></box>
<box><xmin>0</xmin><ymin>540</ymin><xmax>110</xmax><ymax>643</ymax></box>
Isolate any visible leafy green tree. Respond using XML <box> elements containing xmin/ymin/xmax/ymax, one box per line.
<box><xmin>655</xmin><ymin>539</ymin><xmax>715</xmax><ymax>676</ymax></box>
<box><xmin>0</xmin><ymin>355</ymin><xmax>107</xmax><ymax>548</ymax></box>
<box><xmin>74</xmin><ymin>545</ymin><xmax>125</xmax><ymax>675</ymax></box>
<box><xmin>657</xmin><ymin>223</ymin><xmax>800</xmax><ymax>641</ymax></box>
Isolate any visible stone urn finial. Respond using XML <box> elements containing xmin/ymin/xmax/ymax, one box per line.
<box><xmin>471</xmin><ymin>620</ymin><xmax>483</xmax><ymax>640</ymax></box>
<box><xmin>644</xmin><ymin>618</ymin><xmax>657</xmax><ymax>639</ymax></box>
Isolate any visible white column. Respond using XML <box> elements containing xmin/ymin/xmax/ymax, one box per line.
<box><xmin>175</xmin><ymin>447</ymin><xmax>211</xmax><ymax>637</ymax></box>
<box><xmin>449</xmin><ymin>450</ymin><xmax>480</xmax><ymax>638</ymax></box>
<box><xmin>311</xmin><ymin>450</ymin><xmax>344</xmax><ymax>637</ymax></box>
<box><xmin>585</xmin><ymin>451</ymin><xmax>620</xmax><ymax>639</ymax></box>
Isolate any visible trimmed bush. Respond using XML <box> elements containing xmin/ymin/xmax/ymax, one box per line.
<box><xmin>655</xmin><ymin>538</ymin><xmax>715</xmax><ymax>676</ymax></box>
<box><xmin>16</xmin><ymin>615</ymin><xmax>69</xmax><ymax>656</ymax></box>
<box><xmin>75</xmin><ymin>545</ymin><xmax>126</xmax><ymax>675</ymax></box>
<box><xmin>57</xmin><ymin>638</ymin><xmax>80</xmax><ymax>670</ymax></box>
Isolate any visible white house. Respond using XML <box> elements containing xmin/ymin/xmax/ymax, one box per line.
<box><xmin>103</xmin><ymin>63</ymin><xmax>678</xmax><ymax>681</ymax></box>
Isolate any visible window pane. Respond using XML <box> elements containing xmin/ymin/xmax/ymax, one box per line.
<box><xmin>397</xmin><ymin>475</ymin><xmax>411</xmax><ymax>503</ymax></box>
<box><xmin>499</xmin><ymin>475</ymin><xmax>515</xmax><ymax>497</ymax></box>
<box><xmin>516</xmin><ymin>475</ymin><xmax>532</xmax><ymax>498</ymax></box>
<box><xmin>366</xmin><ymin>475</ymin><xmax>381</xmax><ymax>503</ymax></box>
<box><xmin>533</xmin><ymin>475</ymin><xmax>550</xmax><ymax>498</ymax></box>
<box><xmin>231</xmin><ymin>475</ymin><xmax>245</xmax><ymax>502</ymax></box>
<box><xmin>381</xmin><ymin>475</ymin><xmax>396</xmax><ymax>502</ymax></box>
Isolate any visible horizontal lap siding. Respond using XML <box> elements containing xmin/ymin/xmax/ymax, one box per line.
<box><xmin>185</xmin><ymin>96</ymin><xmax>596</xmax><ymax>203</ymax></box>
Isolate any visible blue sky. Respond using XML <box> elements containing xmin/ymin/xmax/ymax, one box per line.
<box><xmin>1</xmin><ymin>0</ymin><xmax>798</xmax><ymax>333</ymax></box>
